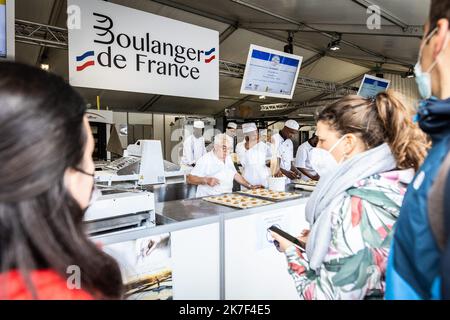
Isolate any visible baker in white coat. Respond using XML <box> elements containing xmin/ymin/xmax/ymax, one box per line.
<box><xmin>271</xmin><ymin>120</ymin><xmax>302</xmax><ymax>181</ymax></box>
<box><xmin>180</xmin><ymin>120</ymin><xmax>207</xmax><ymax>166</ymax></box>
<box><xmin>187</xmin><ymin>133</ymin><xmax>256</xmax><ymax>198</ymax></box>
<box><xmin>295</xmin><ymin>134</ymin><xmax>319</xmax><ymax>181</ymax></box>
<box><xmin>236</xmin><ymin>123</ymin><xmax>271</xmax><ymax>188</ymax></box>
<box><xmin>226</xmin><ymin>122</ymin><xmax>238</xmax><ymax>153</ymax></box>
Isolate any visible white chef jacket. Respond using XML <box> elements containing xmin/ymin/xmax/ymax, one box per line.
<box><xmin>295</xmin><ymin>141</ymin><xmax>317</xmax><ymax>181</ymax></box>
<box><xmin>190</xmin><ymin>151</ymin><xmax>237</xmax><ymax>198</ymax></box>
<box><xmin>271</xmin><ymin>133</ymin><xmax>293</xmax><ymax>171</ymax></box>
<box><xmin>181</xmin><ymin>135</ymin><xmax>206</xmax><ymax>166</ymax></box>
<box><xmin>237</xmin><ymin>141</ymin><xmax>272</xmax><ymax>188</ymax></box>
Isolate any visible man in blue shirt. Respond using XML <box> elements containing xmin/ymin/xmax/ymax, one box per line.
<box><xmin>385</xmin><ymin>0</ymin><xmax>450</xmax><ymax>299</ymax></box>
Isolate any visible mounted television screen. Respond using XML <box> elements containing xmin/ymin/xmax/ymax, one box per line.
<box><xmin>0</xmin><ymin>0</ymin><xmax>6</xmax><ymax>58</ymax></box>
<box><xmin>357</xmin><ymin>74</ymin><xmax>390</xmax><ymax>98</ymax></box>
<box><xmin>240</xmin><ymin>44</ymin><xmax>303</xmax><ymax>99</ymax></box>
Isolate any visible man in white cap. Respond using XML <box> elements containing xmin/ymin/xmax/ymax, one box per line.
<box><xmin>226</xmin><ymin>122</ymin><xmax>238</xmax><ymax>152</ymax></box>
<box><xmin>271</xmin><ymin>120</ymin><xmax>302</xmax><ymax>180</ymax></box>
<box><xmin>180</xmin><ymin>120</ymin><xmax>207</xmax><ymax>166</ymax></box>
<box><xmin>187</xmin><ymin>133</ymin><xmax>257</xmax><ymax>197</ymax></box>
<box><xmin>226</xmin><ymin>122</ymin><xmax>237</xmax><ymax>137</ymax></box>
<box><xmin>236</xmin><ymin>123</ymin><xmax>271</xmax><ymax>188</ymax></box>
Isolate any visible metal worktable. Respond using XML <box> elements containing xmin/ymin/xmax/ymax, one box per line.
<box><xmin>94</xmin><ymin>183</ymin><xmax>312</xmax><ymax>300</ymax></box>
<box><xmin>151</xmin><ymin>183</ymin><xmax>312</xmax><ymax>222</ymax></box>
<box><xmin>146</xmin><ymin>182</ymin><xmax>198</xmax><ymax>203</ymax></box>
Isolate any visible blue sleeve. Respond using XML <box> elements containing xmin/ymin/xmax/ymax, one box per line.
<box><xmin>385</xmin><ymin>242</ymin><xmax>422</xmax><ymax>300</ymax></box>
<box><xmin>442</xmin><ymin>167</ymin><xmax>450</xmax><ymax>299</ymax></box>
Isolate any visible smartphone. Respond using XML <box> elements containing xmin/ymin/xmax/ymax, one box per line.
<box><xmin>268</xmin><ymin>225</ymin><xmax>306</xmax><ymax>252</ymax></box>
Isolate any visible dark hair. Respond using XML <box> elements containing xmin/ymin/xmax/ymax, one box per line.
<box><xmin>428</xmin><ymin>0</ymin><xmax>450</xmax><ymax>32</ymax></box>
<box><xmin>317</xmin><ymin>91</ymin><xmax>430</xmax><ymax>171</ymax></box>
<box><xmin>0</xmin><ymin>62</ymin><xmax>123</xmax><ymax>299</ymax></box>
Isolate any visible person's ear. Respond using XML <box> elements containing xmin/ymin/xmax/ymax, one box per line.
<box><xmin>343</xmin><ymin>134</ymin><xmax>357</xmax><ymax>156</ymax></box>
<box><xmin>434</xmin><ymin>19</ymin><xmax>449</xmax><ymax>58</ymax></box>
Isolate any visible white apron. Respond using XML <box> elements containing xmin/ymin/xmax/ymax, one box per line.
<box><xmin>196</xmin><ymin>167</ymin><xmax>235</xmax><ymax>197</ymax></box>
<box><xmin>240</xmin><ymin>143</ymin><xmax>270</xmax><ymax>188</ymax></box>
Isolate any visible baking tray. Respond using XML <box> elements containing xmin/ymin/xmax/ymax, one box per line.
<box><xmin>203</xmin><ymin>193</ymin><xmax>274</xmax><ymax>209</ymax></box>
<box><xmin>293</xmin><ymin>184</ymin><xmax>315</xmax><ymax>191</ymax></box>
<box><xmin>238</xmin><ymin>188</ymin><xmax>303</xmax><ymax>201</ymax></box>
<box><xmin>292</xmin><ymin>179</ymin><xmax>318</xmax><ymax>191</ymax></box>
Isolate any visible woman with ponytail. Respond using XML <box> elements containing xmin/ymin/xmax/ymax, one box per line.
<box><xmin>271</xmin><ymin>90</ymin><xmax>430</xmax><ymax>300</ymax></box>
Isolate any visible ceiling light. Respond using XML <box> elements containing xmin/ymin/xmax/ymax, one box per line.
<box><xmin>327</xmin><ymin>34</ymin><xmax>342</xmax><ymax>51</ymax></box>
<box><xmin>284</xmin><ymin>31</ymin><xmax>294</xmax><ymax>54</ymax></box>
<box><xmin>328</xmin><ymin>40</ymin><xmax>340</xmax><ymax>51</ymax></box>
<box><xmin>40</xmin><ymin>63</ymin><xmax>50</xmax><ymax>71</ymax></box>
<box><xmin>405</xmin><ymin>67</ymin><xmax>415</xmax><ymax>78</ymax></box>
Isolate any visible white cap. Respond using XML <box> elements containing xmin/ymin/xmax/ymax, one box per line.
<box><xmin>193</xmin><ymin>120</ymin><xmax>205</xmax><ymax>129</ymax></box>
<box><xmin>242</xmin><ymin>122</ymin><xmax>257</xmax><ymax>134</ymax></box>
<box><xmin>285</xmin><ymin>119</ymin><xmax>299</xmax><ymax>131</ymax></box>
<box><xmin>227</xmin><ymin>122</ymin><xmax>237</xmax><ymax>129</ymax></box>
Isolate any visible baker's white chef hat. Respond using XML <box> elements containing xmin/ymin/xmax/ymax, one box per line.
<box><xmin>242</xmin><ymin>122</ymin><xmax>257</xmax><ymax>134</ymax></box>
<box><xmin>285</xmin><ymin>119</ymin><xmax>299</xmax><ymax>131</ymax></box>
<box><xmin>227</xmin><ymin>122</ymin><xmax>237</xmax><ymax>129</ymax></box>
<box><xmin>193</xmin><ymin>120</ymin><xmax>205</xmax><ymax>129</ymax></box>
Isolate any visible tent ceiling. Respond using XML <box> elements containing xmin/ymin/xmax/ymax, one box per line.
<box><xmin>14</xmin><ymin>0</ymin><xmax>429</xmax><ymax>118</ymax></box>
<box><xmin>220</xmin><ymin>28</ymin><xmax>317</xmax><ymax>64</ymax></box>
<box><xmin>369</xmin><ymin>0</ymin><xmax>430</xmax><ymax>25</ymax></box>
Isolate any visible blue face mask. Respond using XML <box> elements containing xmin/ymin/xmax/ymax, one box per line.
<box><xmin>414</xmin><ymin>28</ymin><xmax>449</xmax><ymax>99</ymax></box>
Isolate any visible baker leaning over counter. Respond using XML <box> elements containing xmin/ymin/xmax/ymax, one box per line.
<box><xmin>271</xmin><ymin>120</ymin><xmax>302</xmax><ymax>181</ymax></box>
<box><xmin>186</xmin><ymin>133</ymin><xmax>262</xmax><ymax>197</ymax></box>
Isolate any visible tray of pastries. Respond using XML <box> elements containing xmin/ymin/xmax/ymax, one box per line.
<box><xmin>292</xmin><ymin>179</ymin><xmax>318</xmax><ymax>191</ymax></box>
<box><xmin>203</xmin><ymin>194</ymin><xmax>274</xmax><ymax>209</ymax></box>
<box><xmin>238</xmin><ymin>188</ymin><xmax>302</xmax><ymax>201</ymax></box>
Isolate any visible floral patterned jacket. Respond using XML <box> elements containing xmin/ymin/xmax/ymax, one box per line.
<box><xmin>285</xmin><ymin>169</ymin><xmax>413</xmax><ymax>300</ymax></box>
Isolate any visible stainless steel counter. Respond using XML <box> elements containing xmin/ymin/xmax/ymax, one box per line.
<box><xmin>145</xmin><ymin>182</ymin><xmax>197</xmax><ymax>203</ymax></box>
<box><xmin>155</xmin><ymin>198</ymin><xmax>236</xmax><ymax>221</ymax></box>
<box><xmin>145</xmin><ymin>182</ymin><xmax>253</xmax><ymax>203</ymax></box>
<box><xmin>155</xmin><ymin>184</ymin><xmax>312</xmax><ymax>222</ymax></box>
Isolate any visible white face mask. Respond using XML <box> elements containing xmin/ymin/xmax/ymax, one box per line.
<box><xmin>414</xmin><ymin>28</ymin><xmax>449</xmax><ymax>99</ymax></box>
<box><xmin>310</xmin><ymin>135</ymin><xmax>347</xmax><ymax>178</ymax></box>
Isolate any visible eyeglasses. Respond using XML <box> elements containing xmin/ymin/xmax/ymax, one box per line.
<box><xmin>73</xmin><ymin>167</ymin><xmax>99</xmax><ymax>205</ymax></box>
<box><xmin>74</xmin><ymin>167</ymin><xmax>95</xmax><ymax>177</ymax></box>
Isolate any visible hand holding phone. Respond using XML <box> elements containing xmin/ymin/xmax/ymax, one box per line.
<box><xmin>268</xmin><ymin>225</ymin><xmax>306</xmax><ymax>252</ymax></box>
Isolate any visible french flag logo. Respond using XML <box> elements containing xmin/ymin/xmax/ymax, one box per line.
<box><xmin>76</xmin><ymin>51</ymin><xmax>95</xmax><ymax>71</ymax></box>
<box><xmin>204</xmin><ymin>48</ymin><xmax>216</xmax><ymax>64</ymax></box>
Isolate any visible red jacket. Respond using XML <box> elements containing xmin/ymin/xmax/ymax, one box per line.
<box><xmin>0</xmin><ymin>270</ymin><xmax>93</xmax><ymax>300</ymax></box>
